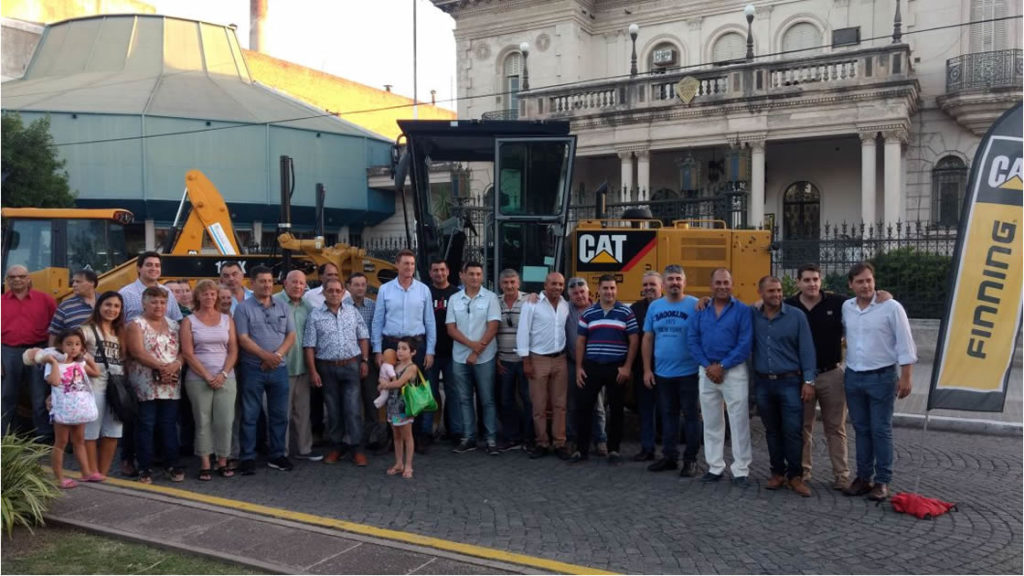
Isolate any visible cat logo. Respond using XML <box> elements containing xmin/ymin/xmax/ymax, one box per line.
<box><xmin>578</xmin><ymin>234</ymin><xmax>626</xmax><ymax>264</ymax></box>
<box><xmin>988</xmin><ymin>155</ymin><xmax>1023</xmax><ymax>190</ymax></box>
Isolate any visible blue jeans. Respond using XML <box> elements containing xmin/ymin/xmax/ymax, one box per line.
<box><xmin>845</xmin><ymin>366</ymin><xmax>897</xmax><ymax>484</ymax></box>
<box><xmin>499</xmin><ymin>360</ymin><xmax>533</xmax><ymax>445</ymax></box>
<box><xmin>657</xmin><ymin>373</ymin><xmax>701</xmax><ymax>462</ymax></box>
<box><xmin>318</xmin><ymin>362</ymin><xmax>364</xmax><ymax>453</ymax></box>
<box><xmin>1</xmin><ymin>344</ymin><xmax>53</xmax><ymax>439</ymax></box>
<box><xmin>453</xmin><ymin>358</ymin><xmax>497</xmax><ymax>445</ymax></box>
<box><xmin>136</xmin><ymin>399</ymin><xmax>179</xmax><ymax>470</ymax></box>
<box><xmin>755</xmin><ymin>376</ymin><xmax>804</xmax><ymax>478</ymax></box>
<box><xmin>634</xmin><ymin>378</ymin><xmax>657</xmax><ymax>452</ymax></box>
<box><xmin>565</xmin><ymin>360</ymin><xmax>607</xmax><ymax>444</ymax></box>
<box><xmin>239</xmin><ymin>363</ymin><xmax>289</xmax><ymax>461</ymax></box>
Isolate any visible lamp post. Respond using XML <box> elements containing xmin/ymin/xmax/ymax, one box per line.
<box><xmin>629</xmin><ymin>23</ymin><xmax>639</xmax><ymax>76</ymax></box>
<box><xmin>519</xmin><ymin>41</ymin><xmax>530</xmax><ymax>90</ymax></box>
<box><xmin>744</xmin><ymin>4</ymin><xmax>756</xmax><ymax>61</ymax></box>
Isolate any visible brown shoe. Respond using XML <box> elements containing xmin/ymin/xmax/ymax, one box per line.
<box><xmin>324</xmin><ymin>450</ymin><xmax>342</xmax><ymax>464</ymax></box>
<box><xmin>764</xmin><ymin>474</ymin><xmax>787</xmax><ymax>490</ymax></box>
<box><xmin>833</xmin><ymin>478</ymin><xmax>851</xmax><ymax>492</ymax></box>
<box><xmin>843</xmin><ymin>477</ymin><xmax>874</xmax><ymax>496</ymax></box>
<box><xmin>789</xmin><ymin>476</ymin><xmax>812</xmax><ymax>497</ymax></box>
<box><xmin>867</xmin><ymin>483</ymin><xmax>890</xmax><ymax>501</ymax></box>
<box><xmin>353</xmin><ymin>452</ymin><xmax>368</xmax><ymax>467</ymax></box>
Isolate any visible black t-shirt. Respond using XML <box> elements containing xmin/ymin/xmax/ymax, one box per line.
<box><xmin>430</xmin><ymin>283</ymin><xmax>460</xmax><ymax>359</ymax></box>
<box><xmin>785</xmin><ymin>292</ymin><xmax>845</xmax><ymax>371</ymax></box>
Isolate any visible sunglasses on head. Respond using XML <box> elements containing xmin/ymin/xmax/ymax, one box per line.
<box><xmin>567</xmin><ymin>279</ymin><xmax>586</xmax><ymax>288</ymax></box>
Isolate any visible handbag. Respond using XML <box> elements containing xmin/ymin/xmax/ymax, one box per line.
<box><xmin>401</xmin><ymin>370</ymin><xmax>438</xmax><ymax>417</ymax></box>
<box><xmin>50</xmin><ymin>364</ymin><xmax>98</xmax><ymax>425</ymax></box>
<box><xmin>91</xmin><ymin>325</ymin><xmax>137</xmax><ymax>423</ymax></box>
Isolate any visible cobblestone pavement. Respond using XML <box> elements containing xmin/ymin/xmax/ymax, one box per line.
<box><xmin>149</xmin><ymin>419</ymin><xmax>1022</xmax><ymax>574</ymax></box>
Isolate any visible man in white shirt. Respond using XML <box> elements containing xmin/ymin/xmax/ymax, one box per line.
<box><xmin>841</xmin><ymin>262</ymin><xmax>917</xmax><ymax>502</ymax></box>
<box><xmin>303</xmin><ymin>262</ymin><xmax>344</xmax><ymax>310</ymax></box>
<box><xmin>517</xmin><ymin>272</ymin><xmax>571</xmax><ymax>460</ymax></box>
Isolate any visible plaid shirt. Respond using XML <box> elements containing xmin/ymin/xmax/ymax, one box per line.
<box><xmin>343</xmin><ymin>294</ymin><xmax>375</xmax><ymax>333</ymax></box>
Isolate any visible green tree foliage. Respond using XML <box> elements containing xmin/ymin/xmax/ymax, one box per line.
<box><xmin>871</xmin><ymin>246</ymin><xmax>953</xmax><ymax>318</ymax></box>
<box><xmin>1</xmin><ymin>113</ymin><xmax>75</xmax><ymax>208</ymax></box>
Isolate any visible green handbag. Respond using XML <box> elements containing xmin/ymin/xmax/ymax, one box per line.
<box><xmin>402</xmin><ymin>370</ymin><xmax>438</xmax><ymax>417</ymax></box>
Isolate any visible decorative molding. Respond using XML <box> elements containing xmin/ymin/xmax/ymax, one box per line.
<box><xmin>687</xmin><ymin>17</ymin><xmax>702</xmax><ymax>31</ymax></box>
<box><xmin>617</xmin><ymin>149</ymin><xmax>635</xmax><ymax>159</ymax></box>
<box><xmin>536</xmin><ymin>33</ymin><xmax>551</xmax><ymax>52</ymax></box>
<box><xmin>474</xmin><ymin>42</ymin><xmax>491</xmax><ymax>60</ymax></box>
<box><xmin>883</xmin><ymin>128</ymin><xmax>910</xmax><ymax>143</ymax></box>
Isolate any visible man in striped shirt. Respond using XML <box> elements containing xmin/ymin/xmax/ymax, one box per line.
<box><xmin>48</xmin><ymin>269</ymin><xmax>98</xmax><ymax>345</ymax></box>
<box><xmin>572</xmin><ymin>275</ymin><xmax>638</xmax><ymax>464</ymax></box>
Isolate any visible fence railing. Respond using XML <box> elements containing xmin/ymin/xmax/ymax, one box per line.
<box><xmin>946</xmin><ymin>49</ymin><xmax>1023</xmax><ymax>93</ymax></box>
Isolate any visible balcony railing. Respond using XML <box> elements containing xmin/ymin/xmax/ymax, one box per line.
<box><xmin>946</xmin><ymin>49</ymin><xmax>1023</xmax><ymax>93</ymax></box>
<box><xmin>519</xmin><ymin>44</ymin><xmax>913</xmax><ymax>120</ymax></box>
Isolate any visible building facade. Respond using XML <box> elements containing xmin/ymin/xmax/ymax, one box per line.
<box><xmin>433</xmin><ymin>0</ymin><xmax>1022</xmax><ymax>242</ymax></box>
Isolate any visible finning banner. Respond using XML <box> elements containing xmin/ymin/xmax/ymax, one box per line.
<box><xmin>928</xmin><ymin>103</ymin><xmax>1023</xmax><ymax>412</ymax></box>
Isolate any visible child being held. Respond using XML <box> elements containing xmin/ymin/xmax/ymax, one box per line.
<box><xmin>374</xmin><ymin>348</ymin><xmax>398</xmax><ymax>409</ymax></box>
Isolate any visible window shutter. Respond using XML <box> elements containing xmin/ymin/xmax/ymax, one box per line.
<box><xmin>712</xmin><ymin>33</ymin><xmax>746</xmax><ymax>62</ymax></box>
<box><xmin>782</xmin><ymin>23</ymin><xmax>822</xmax><ymax>54</ymax></box>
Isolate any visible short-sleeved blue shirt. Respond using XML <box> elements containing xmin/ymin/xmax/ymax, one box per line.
<box><xmin>643</xmin><ymin>296</ymin><xmax>699</xmax><ymax>377</ymax></box>
<box><xmin>234</xmin><ymin>296</ymin><xmax>295</xmax><ymax>367</ymax></box>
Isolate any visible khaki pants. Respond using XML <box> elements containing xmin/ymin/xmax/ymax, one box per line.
<box><xmin>287</xmin><ymin>373</ymin><xmax>313</xmax><ymax>457</ymax></box>
<box><xmin>528</xmin><ymin>354</ymin><xmax>568</xmax><ymax>448</ymax></box>
<box><xmin>802</xmin><ymin>365</ymin><xmax>850</xmax><ymax>482</ymax></box>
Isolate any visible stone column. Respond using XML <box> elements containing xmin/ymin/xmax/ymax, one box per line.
<box><xmin>883</xmin><ymin>130</ymin><xmax>906</xmax><ymax>226</ymax></box>
<box><xmin>636</xmin><ymin>150</ymin><xmax>651</xmax><ymax>202</ymax></box>
<box><xmin>749</xmin><ymin>140</ymin><xmax>766</xmax><ymax>228</ymax></box>
<box><xmin>618</xmin><ymin>150</ymin><xmax>634</xmax><ymax>202</ymax></box>
<box><xmin>860</xmin><ymin>131</ymin><xmax>877</xmax><ymax>227</ymax></box>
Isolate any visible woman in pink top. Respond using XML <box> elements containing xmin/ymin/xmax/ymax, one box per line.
<box><xmin>181</xmin><ymin>279</ymin><xmax>238</xmax><ymax>481</ymax></box>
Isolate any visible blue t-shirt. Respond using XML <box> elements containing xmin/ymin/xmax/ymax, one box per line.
<box><xmin>643</xmin><ymin>296</ymin><xmax>699</xmax><ymax>377</ymax></box>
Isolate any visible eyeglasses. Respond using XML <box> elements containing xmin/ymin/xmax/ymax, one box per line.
<box><xmin>503</xmin><ymin>310</ymin><xmax>514</xmax><ymax>327</ymax></box>
<box><xmin>567</xmin><ymin>278</ymin><xmax>587</xmax><ymax>288</ymax></box>
<box><xmin>6</xmin><ymin>274</ymin><xmax>27</xmax><ymax>279</ymax></box>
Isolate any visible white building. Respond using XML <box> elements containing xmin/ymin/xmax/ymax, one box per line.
<box><xmin>433</xmin><ymin>0</ymin><xmax>1022</xmax><ymax>242</ymax></box>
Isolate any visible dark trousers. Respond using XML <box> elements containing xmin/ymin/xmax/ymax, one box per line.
<box><xmin>1</xmin><ymin>343</ymin><xmax>52</xmax><ymax>440</ymax></box>
<box><xmin>576</xmin><ymin>359</ymin><xmax>626</xmax><ymax>457</ymax></box>
<box><xmin>755</xmin><ymin>376</ymin><xmax>804</xmax><ymax>478</ymax></box>
<box><xmin>657</xmin><ymin>373</ymin><xmax>701</xmax><ymax>462</ymax></box>
<box><xmin>499</xmin><ymin>359</ymin><xmax>533</xmax><ymax>445</ymax></box>
<box><xmin>634</xmin><ymin>377</ymin><xmax>657</xmax><ymax>452</ymax></box>
<box><xmin>136</xmin><ymin>399</ymin><xmax>179</xmax><ymax>471</ymax></box>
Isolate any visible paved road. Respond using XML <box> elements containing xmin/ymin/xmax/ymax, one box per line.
<box><xmin>124</xmin><ymin>420</ymin><xmax>1021</xmax><ymax>574</ymax></box>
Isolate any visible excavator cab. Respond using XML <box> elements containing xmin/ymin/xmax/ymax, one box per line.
<box><xmin>396</xmin><ymin>120</ymin><xmax>576</xmax><ymax>293</ymax></box>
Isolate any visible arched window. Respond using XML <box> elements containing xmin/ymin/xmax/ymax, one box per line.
<box><xmin>782</xmin><ymin>181</ymin><xmax>821</xmax><ymax>267</ymax></box>
<box><xmin>932</xmin><ymin>156</ymin><xmax>967</xmax><ymax>226</ymax></box>
<box><xmin>781</xmin><ymin>22</ymin><xmax>822</xmax><ymax>55</ymax></box>
<box><xmin>647</xmin><ymin>42</ymin><xmax>680</xmax><ymax>74</ymax></box>
<box><xmin>503</xmin><ymin>52</ymin><xmax>522</xmax><ymax>115</ymax></box>
<box><xmin>711</xmin><ymin>33</ymin><xmax>745</xmax><ymax>63</ymax></box>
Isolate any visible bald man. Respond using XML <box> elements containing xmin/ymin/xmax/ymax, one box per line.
<box><xmin>273</xmin><ymin>270</ymin><xmax>321</xmax><ymax>461</ymax></box>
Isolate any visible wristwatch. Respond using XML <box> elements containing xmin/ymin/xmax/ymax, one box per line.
<box><xmin>803</xmin><ymin>380</ymin><xmax>815</xmax><ymax>387</ymax></box>
<box><xmin>360</xmin><ymin>357</ymin><xmax>369</xmax><ymax>364</ymax></box>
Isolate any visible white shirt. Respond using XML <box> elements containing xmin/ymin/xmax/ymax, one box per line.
<box><xmin>302</xmin><ymin>286</ymin><xmax>346</xmax><ymax>310</ymax></box>
<box><xmin>516</xmin><ymin>295</ymin><xmax>570</xmax><ymax>357</ymax></box>
<box><xmin>842</xmin><ymin>294</ymin><xmax>918</xmax><ymax>371</ymax></box>
<box><xmin>445</xmin><ymin>287</ymin><xmax>501</xmax><ymax>364</ymax></box>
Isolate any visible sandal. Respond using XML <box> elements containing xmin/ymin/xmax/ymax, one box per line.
<box><xmin>82</xmin><ymin>473</ymin><xmax>106</xmax><ymax>483</ymax></box>
<box><xmin>198</xmin><ymin>469</ymin><xmax>213</xmax><ymax>482</ymax></box>
<box><xmin>138</xmin><ymin>469</ymin><xmax>153</xmax><ymax>484</ymax></box>
<box><xmin>386</xmin><ymin>464</ymin><xmax>404</xmax><ymax>476</ymax></box>
<box><xmin>216</xmin><ymin>465</ymin><xmax>235</xmax><ymax>478</ymax></box>
<box><xmin>402</xmin><ymin>468</ymin><xmax>414</xmax><ymax>479</ymax></box>
<box><xmin>166</xmin><ymin>467</ymin><xmax>185</xmax><ymax>483</ymax></box>
<box><xmin>59</xmin><ymin>478</ymin><xmax>78</xmax><ymax>489</ymax></box>
<box><xmin>121</xmin><ymin>461</ymin><xmax>139</xmax><ymax>478</ymax></box>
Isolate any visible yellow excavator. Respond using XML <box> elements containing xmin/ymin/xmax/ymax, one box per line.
<box><xmin>2</xmin><ymin>169</ymin><xmax>397</xmax><ymax>300</ymax></box>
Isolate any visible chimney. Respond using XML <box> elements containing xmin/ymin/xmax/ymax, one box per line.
<box><xmin>250</xmin><ymin>0</ymin><xmax>268</xmax><ymax>52</ymax></box>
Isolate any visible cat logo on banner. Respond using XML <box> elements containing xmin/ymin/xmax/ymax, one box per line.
<box><xmin>928</xmin><ymin>103</ymin><xmax>1023</xmax><ymax>412</ymax></box>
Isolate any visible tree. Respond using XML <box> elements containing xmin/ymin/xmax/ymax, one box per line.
<box><xmin>1</xmin><ymin>113</ymin><xmax>75</xmax><ymax>207</ymax></box>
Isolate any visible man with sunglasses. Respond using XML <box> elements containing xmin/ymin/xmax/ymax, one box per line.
<box><xmin>496</xmin><ymin>269</ymin><xmax>532</xmax><ymax>452</ymax></box>
<box><xmin>564</xmin><ymin>277</ymin><xmax>609</xmax><ymax>456</ymax></box>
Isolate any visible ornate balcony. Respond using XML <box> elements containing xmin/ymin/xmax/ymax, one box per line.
<box><xmin>939</xmin><ymin>49</ymin><xmax>1023</xmax><ymax>135</ymax></box>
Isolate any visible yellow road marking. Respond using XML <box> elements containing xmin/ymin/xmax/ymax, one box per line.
<box><xmin>70</xmin><ymin>472</ymin><xmax>618</xmax><ymax>575</ymax></box>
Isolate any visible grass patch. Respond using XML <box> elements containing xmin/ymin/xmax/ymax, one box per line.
<box><xmin>1</xmin><ymin>524</ymin><xmax>269</xmax><ymax>574</ymax></box>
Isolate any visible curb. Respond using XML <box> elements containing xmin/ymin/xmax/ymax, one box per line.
<box><xmin>893</xmin><ymin>412</ymin><xmax>1023</xmax><ymax>436</ymax></box>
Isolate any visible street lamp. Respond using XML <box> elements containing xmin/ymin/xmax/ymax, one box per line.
<box><xmin>519</xmin><ymin>41</ymin><xmax>530</xmax><ymax>90</ymax></box>
<box><xmin>629</xmin><ymin>23</ymin><xmax>639</xmax><ymax>76</ymax></box>
<box><xmin>744</xmin><ymin>4</ymin><xmax>756</xmax><ymax>61</ymax></box>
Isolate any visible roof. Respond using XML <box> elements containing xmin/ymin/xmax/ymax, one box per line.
<box><xmin>1</xmin><ymin>14</ymin><xmax>384</xmax><ymax>139</ymax></box>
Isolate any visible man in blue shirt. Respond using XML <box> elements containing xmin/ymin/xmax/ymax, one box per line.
<box><xmin>752</xmin><ymin>276</ymin><xmax>817</xmax><ymax>496</ymax></box>
<box><xmin>643</xmin><ymin>265</ymin><xmax>701</xmax><ymax>477</ymax></box>
<box><xmin>573</xmin><ymin>275</ymin><xmax>639</xmax><ymax>465</ymax></box>
<box><xmin>687</xmin><ymin>268</ymin><xmax>753</xmax><ymax>485</ymax></box>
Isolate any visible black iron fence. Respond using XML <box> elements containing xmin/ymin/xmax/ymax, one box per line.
<box><xmin>946</xmin><ymin>49</ymin><xmax>1023</xmax><ymax>93</ymax></box>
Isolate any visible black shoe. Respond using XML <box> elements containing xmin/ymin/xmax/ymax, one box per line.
<box><xmin>607</xmin><ymin>451</ymin><xmax>623</xmax><ymax>465</ymax></box>
<box><xmin>453</xmin><ymin>440</ymin><xmax>477</xmax><ymax>454</ymax></box>
<box><xmin>486</xmin><ymin>443</ymin><xmax>500</xmax><ymax>456</ymax></box>
<box><xmin>239</xmin><ymin>459</ymin><xmax>256</xmax><ymax>476</ymax></box>
<box><xmin>648</xmin><ymin>458</ymin><xmax>678</xmax><ymax>472</ymax></box>
<box><xmin>701</xmin><ymin>471</ymin><xmax>723</xmax><ymax>483</ymax></box>
<box><xmin>554</xmin><ymin>447</ymin><xmax>572</xmax><ymax>460</ymax></box>
<box><xmin>267</xmin><ymin>456</ymin><xmax>293</xmax><ymax>471</ymax></box>
<box><xmin>567</xmin><ymin>451</ymin><xmax>588</xmax><ymax>464</ymax></box>
<box><xmin>731</xmin><ymin>476</ymin><xmax>750</xmax><ymax>488</ymax></box>
<box><xmin>632</xmin><ymin>450</ymin><xmax>655</xmax><ymax>462</ymax></box>
<box><xmin>500</xmin><ymin>441</ymin><xmax>523</xmax><ymax>453</ymax></box>
<box><xmin>679</xmin><ymin>460</ymin><xmax>697</xmax><ymax>478</ymax></box>
<box><xmin>529</xmin><ymin>446</ymin><xmax>549</xmax><ymax>460</ymax></box>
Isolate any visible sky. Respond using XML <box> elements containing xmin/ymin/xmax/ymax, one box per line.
<box><xmin>149</xmin><ymin>0</ymin><xmax>457</xmax><ymax>111</ymax></box>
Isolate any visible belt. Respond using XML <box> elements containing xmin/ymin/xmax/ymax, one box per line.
<box><xmin>383</xmin><ymin>334</ymin><xmax>424</xmax><ymax>342</ymax></box>
<box><xmin>818</xmin><ymin>362</ymin><xmax>840</xmax><ymax>373</ymax></box>
<box><xmin>849</xmin><ymin>364</ymin><xmax>895</xmax><ymax>375</ymax></box>
<box><xmin>317</xmin><ymin>355</ymin><xmax>362</xmax><ymax>367</ymax></box>
<box><xmin>535</xmin><ymin>351</ymin><xmax>565</xmax><ymax>358</ymax></box>
<box><xmin>755</xmin><ymin>370</ymin><xmax>801</xmax><ymax>381</ymax></box>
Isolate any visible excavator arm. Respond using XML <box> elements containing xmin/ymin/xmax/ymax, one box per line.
<box><xmin>163</xmin><ymin>170</ymin><xmax>243</xmax><ymax>255</ymax></box>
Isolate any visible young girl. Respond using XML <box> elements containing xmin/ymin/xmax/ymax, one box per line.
<box><xmin>379</xmin><ymin>338</ymin><xmax>420</xmax><ymax>479</ymax></box>
<box><xmin>45</xmin><ymin>329</ymin><xmax>100</xmax><ymax>489</ymax></box>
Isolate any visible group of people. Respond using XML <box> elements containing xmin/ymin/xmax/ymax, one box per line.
<box><xmin>1</xmin><ymin>248</ymin><xmax>917</xmax><ymax>501</ymax></box>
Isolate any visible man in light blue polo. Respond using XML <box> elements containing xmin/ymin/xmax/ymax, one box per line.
<box><xmin>234</xmin><ymin>265</ymin><xmax>296</xmax><ymax>475</ymax></box>
<box><xmin>446</xmin><ymin>261</ymin><xmax>501</xmax><ymax>455</ymax></box>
